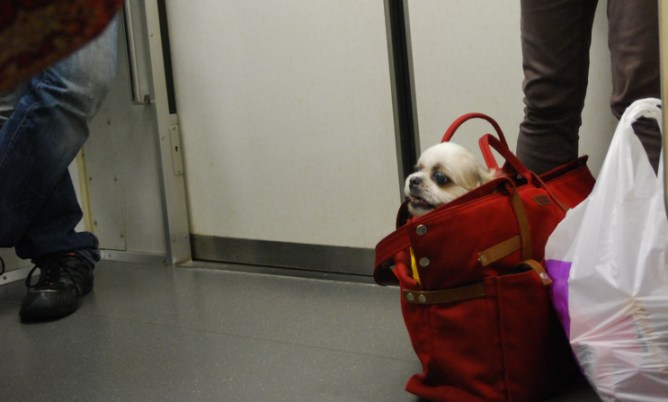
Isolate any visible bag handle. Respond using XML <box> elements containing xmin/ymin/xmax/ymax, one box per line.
<box><xmin>479</xmin><ymin>133</ymin><xmax>532</xmax><ymax>179</ymax></box>
<box><xmin>481</xmin><ymin>133</ymin><xmax>569</xmax><ymax>212</ymax></box>
<box><xmin>441</xmin><ymin>112</ymin><xmax>508</xmax><ymax>170</ymax></box>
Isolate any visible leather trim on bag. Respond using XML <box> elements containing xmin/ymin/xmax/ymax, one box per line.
<box><xmin>518</xmin><ymin>259</ymin><xmax>552</xmax><ymax>286</ymax></box>
<box><xmin>478</xmin><ymin>236</ymin><xmax>521</xmax><ymax>266</ymax></box>
<box><xmin>403</xmin><ymin>282</ymin><xmax>486</xmax><ymax>305</ymax></box>
<box><xmin>509</xmin><ymin>190</ymin><xmax>532</xmax><ymax>260</ymax></box>
<box><xmin>532</xmin><ymin>194</ymin><xmax>552</xmax><ymax>206</ymax></box>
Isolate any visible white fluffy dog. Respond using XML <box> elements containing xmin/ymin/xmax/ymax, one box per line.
<box><xmin>405</xmin><ymin>142</ymin><xmax>495</xmax><ymax>217</ymax></box>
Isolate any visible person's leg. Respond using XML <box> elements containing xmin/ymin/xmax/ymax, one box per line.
<box><xmin>516</xmin><ymin>0</ymin><xmax>599</xmax><ymax>174</ymax></box>
<box><xmin>0</xmin><ymin>20</ymin><xmax>118</xmax><ymax>261</ymax></box>
<box><xmin>0</xmin><ymin>19</ymin><xmax>118</xmax><ymax>321</ymax></box>
<box><xmin>608</xmin><ymin>0</ymin><xmax>661</xmax><ymax>171</ymax></box>
<box><xmin>0</xmin><ymin>84</ymin><xmax>26</xmax><ymax>123</ymax></box>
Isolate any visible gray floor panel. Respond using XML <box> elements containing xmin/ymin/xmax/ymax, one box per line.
<box><xmin>0</xmin><ymin>261</ymin><xmax>599</xmax><ymax>401</ymax></box>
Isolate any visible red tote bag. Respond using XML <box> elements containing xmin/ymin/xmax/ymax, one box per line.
<box><xmin>375</xmin><ymin>113</ymin><xmax>595</xmax><ymax>401</ymax></box>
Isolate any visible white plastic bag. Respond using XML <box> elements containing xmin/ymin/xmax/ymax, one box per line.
<box><xmin>545</xmin><ymin>98</ymin><xmax>668</xmax><ymax>402</ymax></box>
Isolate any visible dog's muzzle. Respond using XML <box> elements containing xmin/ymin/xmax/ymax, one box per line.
<box><xmin>409</xmin><ymin>177</ymin><xmax>422</xmax><ymax>191</ymax></box>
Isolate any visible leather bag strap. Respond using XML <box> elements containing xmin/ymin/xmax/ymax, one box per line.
<box><xmin>479</xmin><ymin>134</ymin><xmax>533</xmax><ymax>179</ymax></box>
<box><xmin>478</xmin><ymin>235</ymin><xmax>521</xmax><ymax>266</ymax></box>
<box><xmin>474</xmin><ymin>185</ymin><xmax>534</xmax><ymax>264</ymax></box>
<box><xmin>518</xmin><ymin>259</ymin><xmax>552</xmax><ymax>286</ymax></box>
<box><xmin>400</xmin><ymin>261</ymin><xmax>552</xmax><ymax>306</ymax></box>
<box><xmin>509</xmin><ymin>186</ymin><xmax>532</xmax><ymax>260</ymax></box>
<box><xmin>402</xmin><ymin>282</ymin><xmax>486</xmax><ymax>305</ymax></box>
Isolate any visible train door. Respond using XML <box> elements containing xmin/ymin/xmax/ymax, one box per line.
<box><xmin>162</xmin><ymin>0</ymin><xmax>402</xmax><ymax>277</ymax></box>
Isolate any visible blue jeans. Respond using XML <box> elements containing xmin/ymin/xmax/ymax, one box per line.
<box><xmin>0</xmin><ymin>20</ymin><xmax>118</xmax><ymax>262</ymax></box>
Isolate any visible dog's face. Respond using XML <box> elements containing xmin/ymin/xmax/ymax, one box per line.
<box><xmin>405</xmin><ymin>142</ymin><xmax>494</xmax><ymax>217</ymax></box>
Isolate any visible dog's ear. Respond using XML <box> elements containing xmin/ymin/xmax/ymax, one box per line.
<box><xmin>476</xmin><ymin>167</ymin><xmax>496</xmax><ymax>185</ymax></box>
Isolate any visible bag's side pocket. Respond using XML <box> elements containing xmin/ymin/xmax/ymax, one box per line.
<box><xmin>489</xmin><ymin>268</ymin><xmax>581</xmax><ymax>401</ymax></box>
<box><xmin>399</xmin><ymin>279</ymin><xmax>506</xmax><ymax>402</ymax></box>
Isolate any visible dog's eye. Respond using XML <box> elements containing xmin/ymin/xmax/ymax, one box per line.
<box><xmin>433</xmin><ymin>171</ymin><xmax>449</xmax><ymax>185</ymax></box>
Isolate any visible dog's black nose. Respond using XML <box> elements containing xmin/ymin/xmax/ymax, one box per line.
<box><xmin>409</xmin><ymin>177</ymin><xmax>422</xmax><ymax>189</ymax></box>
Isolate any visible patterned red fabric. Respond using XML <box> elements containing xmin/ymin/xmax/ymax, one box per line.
<box><xmin>0</xmin><ymin>0</ymin><xmax>123</xmax><ymax>91</ymax></box>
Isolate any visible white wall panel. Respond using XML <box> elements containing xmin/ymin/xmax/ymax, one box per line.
<box><xmin>166</xmin><ymin>0</ymin><xmax>400</xmax><ymax>248</ymax></box>
<box><xmin>408</xmin><ymin>0</ymin><xmax>617</xmax><ymax>177</ymax></box>
<box><xmin>83</xmin><ymin>14</ymin><xmax>167</xmax><ymax>257</ymax></box>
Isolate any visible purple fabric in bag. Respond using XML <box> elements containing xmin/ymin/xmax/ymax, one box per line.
<box><xmin>546</xmin><ymin>259</ymin><xmax>572</xmax><ymax>337</ymax></box>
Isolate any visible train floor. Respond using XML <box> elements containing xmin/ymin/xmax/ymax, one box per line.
<box><xmin>0</xmin><ymin>260</ymin><xmax>599</xmax><ymax>401</ymax></box>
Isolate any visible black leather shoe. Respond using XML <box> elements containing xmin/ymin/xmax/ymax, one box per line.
<box><xmin>20</xmin><ymin>252</ymin><xmax>94</xmax><ymax>322</ymax></box>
